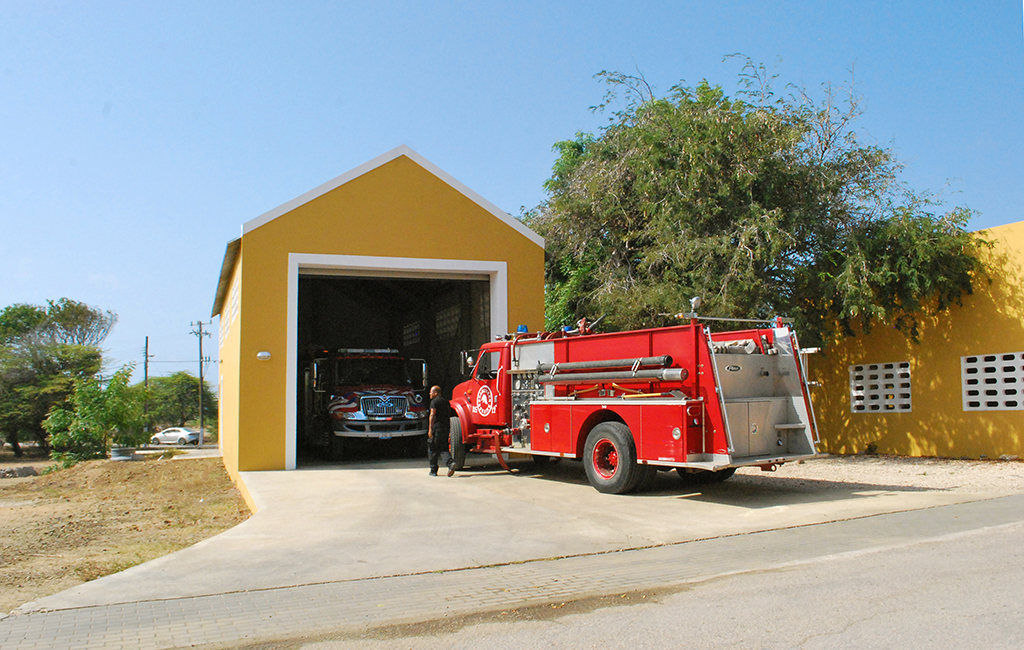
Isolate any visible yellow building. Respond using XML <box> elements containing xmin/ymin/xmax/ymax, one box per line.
<box><xmin>211</xmin><ymin>146</ymin><xmax>545</xmax><ymax>495</ymax></box>
<box><xmin>212</xmin><ymin>145</ymin><xmax>1017</xmax><ymax>501</ymax></box>
<box><xmin>811</xmin><ymin>220</ymin><xmax>1024</xmax><ymax>459</ymax></box>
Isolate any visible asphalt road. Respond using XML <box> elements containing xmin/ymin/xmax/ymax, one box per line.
<box><xmin>3</xmin><ymin>455</ymin><xmax>1021</xmax><ymax>649</ymax></box>
<box><xmin>19</xmin><ymin>455</ymin><xmax>1000</xmax><ymax>611</ymax></box>
<box><xmin>291</xmin><ymin>519</ymin><xmax>1024</xmax><ymax>650</ymax></box>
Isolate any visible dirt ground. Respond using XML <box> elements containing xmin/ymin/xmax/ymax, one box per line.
<box><xmin>0</xmin><ymin>445</ymin><xmax>250</xmax><ymax>615</ymax></box>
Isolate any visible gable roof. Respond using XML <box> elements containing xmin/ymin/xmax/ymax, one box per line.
<box><xmin>212</xmin><ymin>145</ymin><xmax>545</xmax><ymax>317</ymax></box>
<box><xmin>241</xmin><ymin>145</ymin><xmax>544</xmax><ymax>247</ymax></box>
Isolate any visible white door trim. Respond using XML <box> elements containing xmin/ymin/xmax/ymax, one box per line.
<box><xmin>285</xmin><ymin>253</ymin><xmax>508</xmax><ymax>469</ymax></box>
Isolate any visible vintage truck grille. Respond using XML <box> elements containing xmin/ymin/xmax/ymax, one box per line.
<box><xmin>361</xmin><ymin>396</ymin><xmax>407</xmax><ymax>416</ymax></box>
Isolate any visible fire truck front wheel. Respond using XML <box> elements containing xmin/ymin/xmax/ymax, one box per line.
<box><xmin>584</xmin><ymin>422</ymin><xmax>640</xmax><ymax>494</ymax></box>
<box><xmin>449</xmin><ymin>416</ymin><xmax>467</xmax><ymax>471</ymax></box>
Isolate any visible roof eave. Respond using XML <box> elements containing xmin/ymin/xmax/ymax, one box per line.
<box><xmin>211</xmin><ymin>238</ymin><xmax>241</xmax><ymax>318</ymax></box>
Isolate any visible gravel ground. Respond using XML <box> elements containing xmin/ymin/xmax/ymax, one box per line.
<box><xmin>735</xmin><ymin>453</ymin><xmax>1024</xmax><ymax>494</ymax></box>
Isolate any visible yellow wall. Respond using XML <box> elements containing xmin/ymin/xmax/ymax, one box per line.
<box><xmin>811</xmin><ymin>221</ymin><xmax>1024</xmax><ymax>458</ymax></box>
<box><xmin>219</xmin><ymin>153</ymin><xmax>544</xmax><ymax>471</ymax></box>
<box><xmin>213</xmin><ymin>254</ymin><xmax>257</xmax><ymax>507</ymax></box>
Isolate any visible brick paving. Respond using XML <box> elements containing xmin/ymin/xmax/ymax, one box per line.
<box><xmin>2</xmin><ymin>494</ymin><xmax>1021</xmax><ymax>650</ymax></box>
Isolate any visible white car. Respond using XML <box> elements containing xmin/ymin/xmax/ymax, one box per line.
<box><xmin>150</xmin><ymin>427</ymin><xmax>200</xmax><ymax>446</ymax></box>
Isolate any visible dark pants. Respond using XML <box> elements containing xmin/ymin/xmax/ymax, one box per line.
<box><xmin>428</xmin><ymin>429</ymin><xmax>452</xmax><ymax>472</ymax></box>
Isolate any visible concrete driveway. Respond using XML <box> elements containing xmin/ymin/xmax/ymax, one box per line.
<box><xmin>20</xmin><ymin>454</ymin><xmax>1008</xmax><ymax>613</ymax></box>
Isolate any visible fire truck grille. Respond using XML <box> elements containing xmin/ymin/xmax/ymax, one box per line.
<box><xmin>361</xmin><ymin>396</ymin><xmax>407</xmax><ymax>416</ymax></box>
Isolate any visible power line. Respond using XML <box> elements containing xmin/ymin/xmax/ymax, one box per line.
<box><xmin>148</xmin><ymin>360</ymin><xmax>209</xmax><ymax>364</ymax></box>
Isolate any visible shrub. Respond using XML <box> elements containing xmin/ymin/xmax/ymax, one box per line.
<box><xmin>43</xmin><ymin>365</ymin><xmax>148</xmax><ymax>465</ymax></box>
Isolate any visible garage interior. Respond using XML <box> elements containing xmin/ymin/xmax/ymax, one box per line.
<box><xmin>296</xmin><ymin>273</ymin><xmax>491</xmax><ymax>463</ymax></box>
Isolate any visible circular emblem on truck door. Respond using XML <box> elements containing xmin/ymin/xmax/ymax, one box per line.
<box><xmin>476</xmin><ymin>386</ymin><xmax>495</xmax><ymax>417</ymax></box>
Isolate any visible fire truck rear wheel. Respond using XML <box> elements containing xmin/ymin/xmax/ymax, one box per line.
<box><xmin>583</xmin><ymin>422</ymin><xmax>640</xmax><ymax>494</ymax></box>
<box><xmin>632</xmin><ymin>464</ymin><xmax>658</xmax><ymax>492</ymax></box>
<box><xmin>449</xmin><ymin>416</ymin><xmax>467</xmax><ymax>471</ymax></box>
<box><xmin>714</xmin><ymin>467</ymin><xmax>737</xmax><ymax>482</ymax></box>
<box><xmin>677</xmin><ymin>467</ymin><xmax>736</xmax><ymax>484</ymax></box>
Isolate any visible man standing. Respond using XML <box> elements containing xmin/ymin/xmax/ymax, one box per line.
<box><xmin>428</xmin><ymin>385</ymin><xmax>455</xmax><ymax>477</ymax></box>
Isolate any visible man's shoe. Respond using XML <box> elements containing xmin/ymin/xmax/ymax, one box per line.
<box><xmin>447</xmin><ymin>463</ymin><xmax>455</xmax><ymax>477</ymax></box>
<box><xmin>429</xmin><ymin>470</ymin><xmax>438</xmax><ymax>476</ymax></box>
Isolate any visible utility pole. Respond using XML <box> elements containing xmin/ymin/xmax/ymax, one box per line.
<box><xmin>143</xmin><ymin>337</ymin><xmax>154</xmax><ymax>429</ymax></box>
<box><xmin>144</xmin><ymin>336</ymin><xmax>152</xmax><ymax>388</ymax></box>
<box><xmin>190</xmin><ymin>321</ymin><xmax>212</xmax><ymax>445</ymax></box>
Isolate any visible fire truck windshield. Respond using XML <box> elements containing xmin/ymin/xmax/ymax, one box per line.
<box><xmin>334</xmin><ymin>357</ymin><xmax>411</xmax><ymax>387</ymax></box>
<box><xmin>473</xmin><ymin>350</ymin><xmax>501</xmax><ymax>380</ymax></box>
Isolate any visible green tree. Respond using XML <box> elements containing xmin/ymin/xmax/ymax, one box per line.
<box><xmin>145</xmin><ymin>371</ymin><xmax>217</xmax><ymax>431</ymax></box>
<box><xmin>39</xmin><ymin>298</ymin><xmax>117</xmax><ymax>346</ymax></box>
<box><xmin>0</xmin><ymin>303</ymin><xmax>47</xmax><ymax>345</ymax></box>
<box><xmin>43</xmin><ymin>365</ymin><xmax>148</xmax><ymax>466</ymax></box>
<box><xmin>526</xmin><ymin>63</ymin><xmax>985</xmax><ymax>345</ymax></box>
<box><xmin>0</xmin><ymin>300</ymin><xmax>111</xmax><ymax>455</ymax></box>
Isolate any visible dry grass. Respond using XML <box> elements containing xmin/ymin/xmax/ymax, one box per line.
<box><xmin>0</xmin><ymin>446</ymin><xmax>250</xmax><ymax>614</ymax></box>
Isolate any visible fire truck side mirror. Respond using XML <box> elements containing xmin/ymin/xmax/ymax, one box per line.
<box><xmin>311</xmin><ymin>358</ymin><xmax>327</xmax><ymax>393</ymax></box>
<box><xmin>462</xmin><ymin>352</ymin><xmax>475</xmax><ymax>375</ymax></box>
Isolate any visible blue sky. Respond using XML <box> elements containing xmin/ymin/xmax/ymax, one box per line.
<box><xmin>2</xmin><ymin>1</ymin><xmax>1022</xmax><ymax>382</ymax></box>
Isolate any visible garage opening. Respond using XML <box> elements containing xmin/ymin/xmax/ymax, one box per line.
<box><xmin>295</xmin><ymin>273</ymin><xmax>490</xmax><ymax>465</ymax></box>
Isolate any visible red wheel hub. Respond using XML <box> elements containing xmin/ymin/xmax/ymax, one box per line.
<box><xmin>592</xmin><ymin>438</ymin><xmax>618</xmax><ymax>479</ymax></box>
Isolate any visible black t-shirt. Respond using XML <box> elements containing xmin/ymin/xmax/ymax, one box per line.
<box><xmin>430</xmin><ymin>395</ymin><xmax>452</xmax><ymax>430</ymax></box>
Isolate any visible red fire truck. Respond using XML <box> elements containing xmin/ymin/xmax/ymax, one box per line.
<box><xmin>449</xmin><ymin>311</ymin><xmax>820</xmax><ymax>493</ymax></box>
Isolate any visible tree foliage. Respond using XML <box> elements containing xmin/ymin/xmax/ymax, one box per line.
<box><xmin>0</xmin><ymin>300</ymin><xmax>112</xmax><ymax>455</ymax></box>
<box><xmin>38</xmin><ymin>298</ymin><xmax>118</xmax><ymax>346</ymax></box>
<box><xmin>0</xmin><ymin>303</ymin><xmax>47</xmax><ymax>346</ymax></box>
<box><xmin>43</xmin><ymin>365</ymin><xmax>148</xmax><ymax>466</ymax></box>
<box><xmin>525</xmin><ymin>61</ymin><xmax>986</xmax><ymax>345</ymax></box>
<box><xmin>145</xmin><ymin>371</ymin><xmax>217</xmax><ymax>431</ymax></box>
